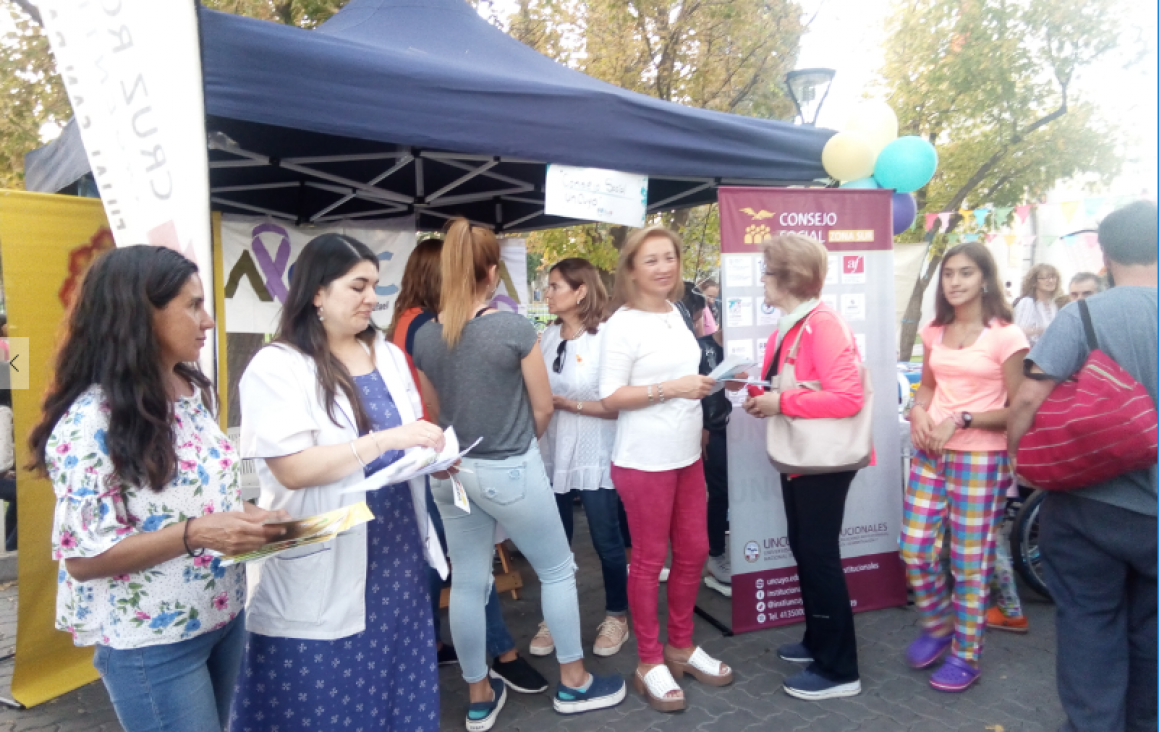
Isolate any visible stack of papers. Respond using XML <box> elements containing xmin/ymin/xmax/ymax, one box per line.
<box><xmin>217</xmin><ymin>502</ymin><xmax>374</xmax><ymax>566</ymax></box>
<box><xmin>706</xmin><ymin>354</ymin><xmax>768</xmax><ymax>392</ymax></box>
<box><xmin>341</xmin><ymin>426</ymin><xmax>481</xmax><ymax>494</ymax></box>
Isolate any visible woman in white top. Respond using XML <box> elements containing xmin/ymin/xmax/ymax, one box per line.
<box><xmin>233</xmin><ymin>233</ymin><xmax>448</xmax><ymax>730</ymax></box>
<box><xmin>1013</xmin><ymin>263</ymin><xmax>1064</xmax><ymax>347</ymax></box>
<box><xmin>599</xmin><ymin>226</ymin><xmax>733</xmax><ymax>713</ymax></box>
<box><xmin>530</xmin><ymin>258</ymin><xmax>629</xmax><ymax>659</ymax></box>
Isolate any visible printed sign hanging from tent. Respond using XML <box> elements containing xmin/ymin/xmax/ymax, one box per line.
<box><xmin>220</xmin><ymin>216</ymin><xmax>417</xmax><ymax>334</ymax></box>
<box><xmin>717</xmin><ymin>187</ymin><xmax>907</xmax><ymax>634</ymax></box>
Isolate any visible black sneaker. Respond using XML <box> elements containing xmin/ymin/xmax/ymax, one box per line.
<box><xmin>489</xmin><ymin>655</ymin><xmax>549</xmax><ymax>694</ymax></box>
<box><xmin>437</xmin><ymin>644</ymin><xmax>460</xmax><ymax>666</ymax></box>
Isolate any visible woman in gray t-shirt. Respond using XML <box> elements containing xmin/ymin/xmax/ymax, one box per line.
<box><xmin>413</xmin><ymin>218</ymin><xmax>626</xmax><ymax>729</ymax></box>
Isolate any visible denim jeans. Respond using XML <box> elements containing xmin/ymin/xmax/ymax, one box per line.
<box><xmin>93</xmin><ymin>612</ymin><xmax>245</xmax><ymax>732</ymax></box>
<box><xmin>704</xmin><ymin>428</ymin><xmax>729</xmax><ymax>557</ymax></box>
<box><xmin>425</xmin><ymin>482</ymin><xmax>516</xmax><ymax>656</ymax></box>
<box><xmin>555</xmin><ymin>488</ymin><xmax>629</xmax><ymax>615</ymax></box>
<box><xmin>431</xmin><ymin>442</ymin><xmax>582</xmax><ymax>683</ymax></box>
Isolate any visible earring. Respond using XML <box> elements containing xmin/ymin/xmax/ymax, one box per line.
<box><xmin>317</xmin><ymin>306</ymin><xmax>325</xmax><ymax>322</ymax></box>
<box><xmin>577</xmin><ymin>296</ymin><xmax>584</xmax><ymax>305</ymax></box>
<box><xmin>982</xmin><ymin>285</ymin><xmax>988</xmax><ymax>294</ymax></box>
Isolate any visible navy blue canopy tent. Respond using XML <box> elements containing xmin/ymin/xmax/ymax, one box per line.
<box><xmin>26</xmin><ymin>0</ymin><xmax>835</xmax><ymax>232</ymax></box>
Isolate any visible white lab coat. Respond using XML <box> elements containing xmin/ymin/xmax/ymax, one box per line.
<box><xmin>238</xmin><ymin>334</ymin><xmax>448</xmax><ymax>641</ymax></box>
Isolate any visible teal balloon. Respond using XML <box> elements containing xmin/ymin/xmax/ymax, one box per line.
<box><xmin>840</xmin><ymin>177</ymin><xmax>880</xmax><ymax>189</ymax></box>
<box><xmin>873</xmin><ymin>136</ymin><xmax>938</xmax><ymax>193</ymax></box>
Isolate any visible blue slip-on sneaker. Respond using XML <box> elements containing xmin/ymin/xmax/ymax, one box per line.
<box><xmin>783</xmin><ymin>668</ymin><xmax>861</xmax><ymax>701</ymax></box>
<box><xmin>553</xmin><ymin>673</ymin><xmax>627</xmax><ymax>715</ymax></box>
<box><xmin>777</xmin><ymin>642</ymin><xmax>813</xmax><ymax>664</ymax></box>
<box><xmin>465</xmin><ymin>676</ymin><xmax>507</xmax><ymax>732</ymax></box>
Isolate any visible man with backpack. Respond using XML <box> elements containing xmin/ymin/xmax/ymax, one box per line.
<box><xmin>1008</xmin><ymin>201</ymin><xmax>1157</xmax><ymax>732</ymax></box>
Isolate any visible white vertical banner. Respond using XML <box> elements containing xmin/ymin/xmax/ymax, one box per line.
<box><xmin>40</xmin><ymin>0</ymin><xmax>214</xmax><ymax>365</ymax></box>
<box><xmin>492</xmin><ymin>239</ymin><xmax>530</xmax><ymax>316</ymax></box>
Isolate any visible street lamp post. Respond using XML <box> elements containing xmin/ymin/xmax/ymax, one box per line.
<box><xmin>784</xmin><ymin>68</ymin><xmax>836</xmax><ymax>126</ymax></box>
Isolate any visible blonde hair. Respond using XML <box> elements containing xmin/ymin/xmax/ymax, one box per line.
<box><xmin>1019</xmin><ymin>263</ymin><xmax>1064</xmax><ymax>304</ymax></box>
<box><xmin>439</xmin><ymin>218</ymin><xmax>500</xmax><ymax>348</ymax></box>
<box><xmin>610</xmin><ymin>226</ymin><xmax>685</xmax><ymax>309</ymax></box>
<box><xmin>760</xmin><ymin>234</ymin><xmax>827</xmax><ymax>300</ymax></box>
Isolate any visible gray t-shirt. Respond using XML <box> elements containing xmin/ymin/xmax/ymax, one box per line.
<box><xmin>412</xmin><ymin>311</ymin><xmax>539</xmax><ymax>460</ymax></box>
<box><xmin>1027</xmin><ymin>286</ymin><xmax>1157</xmax><ymax>516</ymax></box>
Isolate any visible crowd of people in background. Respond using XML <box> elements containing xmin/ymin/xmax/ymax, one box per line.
<box><xmin>28</xmin><ymin>200</ymin><xmax>1157</xmax><ymax>732</ymax></box>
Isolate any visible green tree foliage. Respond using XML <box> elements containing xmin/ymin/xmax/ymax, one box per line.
<box><xmin>482</xmin><ymin>0</ymin><xmax>804</xmax><ymax>279</ymax></box>
<box><xmin>201</xmin><ymin>0</ymin><xmax>344</xmax><ymax>28</ymax></box>
<box><xmin>0</xmin><ymin>3</ymin><xmax>69</xmax><ymax>188</ymax></box>
<box><xmin>884</xmin><ymin>0</ymin><xmax>1127</xmax><ymax>359</ymax></box>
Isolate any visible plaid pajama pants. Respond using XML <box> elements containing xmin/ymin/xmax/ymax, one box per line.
<box><xmin>900</xmin><ymin>449</ymin><xmax>1009</xmax><ymax>663</ymax></box>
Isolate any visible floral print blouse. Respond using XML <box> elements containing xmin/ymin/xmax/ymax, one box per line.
<box><xmin>49</xmin><ymin>385</ymin><xmax>247</xmax><ymax>649</ymax></box>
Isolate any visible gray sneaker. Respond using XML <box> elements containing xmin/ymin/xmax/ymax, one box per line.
<box><xmin>706</xmin><ymin>553</ymin><xmax>731</xmax><ymax>584</ymax></box>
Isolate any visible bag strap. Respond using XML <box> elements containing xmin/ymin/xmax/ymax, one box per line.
<box><xmin>764</xmin><ymin>310</ymin><xmax>817</xmax><ymax>383</ymax></box>
<box><xmin>405</xmin><ymin>310</ymin><xmax>437</xmax><ymax>356</ymax></box>
<box><xmin>1077</xmin><ymin>299</ymin><xmax>1099</xmax><ymax>352</ymax></box>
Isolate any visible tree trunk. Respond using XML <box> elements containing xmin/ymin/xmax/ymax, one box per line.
<box><xmin>897</xmin><ymin>249</ymin><xmax>944</xmax><ymax>362</ymax></box>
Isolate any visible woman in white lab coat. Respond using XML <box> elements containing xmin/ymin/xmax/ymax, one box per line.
<box><xmin>230</xmin><ymin>233</ymin><xmax>448</xmax><ymax>731</ymax></box>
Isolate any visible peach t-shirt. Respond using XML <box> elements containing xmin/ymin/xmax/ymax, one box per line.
<box><xmin>920</xmin><ymin>320</ymin><xmax>1029</xmax><ymax>452</ymax></box>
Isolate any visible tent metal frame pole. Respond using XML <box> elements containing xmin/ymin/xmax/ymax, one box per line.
<box><xmin>303</xmin><ymin>181</ymin><xmax>414</xmax><ymax>206</ymax></box>
<box><xmin>415</xmin><ymin>157</ymin><xmax>425</xmax><ymax>197</ymax></box>
<box><xmin>433</xmin><ymin>157</ymin><xmax>533</xmax><ymax>190</ymax></box>
<box><xmin>500</xmin><ymin>196</ymin><xmax>545</xmax><ymax>205</ymax></box>
<box><xmin>211</xmin><ymin>182</ymin><xmax>301</xmax><ymax>194</ymax></box>
<box><xmin>425</xmin><ymin>160</ymin><xmax>498</xmax><ymax>203</ymax></box>
<box><xmin>647</xmin><ymin>181</ymin><xmax>716</xmax><ymax>212</ymax></box>
<box><xmin>426</xmin><ymin>186</ymin><xmax>533</xmax><ymax>208</ymax></box>
<box><xmin>281</xmin><ymin>152</ymin><xmax>404</xmax><ymax>165</ymax></box>
<box><xmin>314</xmin><ymin>206</ymin><xmax>409</xmax><ymax>223</ymax></box>
<box><xmin>418</xmin><ymin>208</ymin><xmax>493</xmax><ymax>230</ymax></box>
<box><xmin>210</xmin><ymin>196</ymin><xmax>296</xmax><ymax>220</ymax></box>
<box><xmin>504</xmin><ymin>208</ymin><xmax>545</xmax><ymax>229</ymax></box>
<box><xmin>309</xmin><ymin>153</ymin><xmax>415</xmax><ymax>222</ymax></box>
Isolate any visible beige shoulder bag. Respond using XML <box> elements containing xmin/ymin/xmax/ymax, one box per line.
<box><xmin>765</xmin><ymin>312</ymin><xmax>873</xmax><ymax>475</ymax></box>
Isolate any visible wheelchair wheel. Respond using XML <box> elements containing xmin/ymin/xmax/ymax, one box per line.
<box><xmin>1011</xmin><ymin>489</ymin><xmax>1052</xmax><ymax>601</ymax></box>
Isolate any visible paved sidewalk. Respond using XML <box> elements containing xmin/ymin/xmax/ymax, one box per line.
<box><xmin>0</xmin><ymin>506</ymin><xmax>1064</xmax><ymax>731</ymax></box>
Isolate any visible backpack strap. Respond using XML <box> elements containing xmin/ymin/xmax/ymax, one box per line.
<box><xmin>404</xmin><ymin>310</ymin><xmax>437</xmax><ymax>356</ymax></box>
<box><xmin>1077</xmin><ymin>299</ymin><xmax>1099</xmax><ymax>352</ymax></box>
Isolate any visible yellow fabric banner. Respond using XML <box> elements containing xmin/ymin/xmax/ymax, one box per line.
<box><xmin>0</xmin><ymin>191</ymin><xmax>112</xmax><ymax>707</ymax></box>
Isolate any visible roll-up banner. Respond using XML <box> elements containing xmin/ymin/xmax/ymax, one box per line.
<box><xmin>718</xmin><ymin>187</ymin><xmax>907</xmax><ymax>634</ymax></box>
<box><xmin>39</xmin><ymin>0</ymin><xmax>214</xmax><ymax>374</ymax></box>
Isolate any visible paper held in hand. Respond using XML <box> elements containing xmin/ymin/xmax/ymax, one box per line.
<box><xmin>340</xmin><ymin>425</ymin><xmax>482</xmax><ymax>495</ymax></box>
<box><xmin>216</xmin><ymin>502</ymin><xmax>374</xmax><ymax>566</ymax></box>
<box><xmin>706</xmin><ymin>354</ymin><xmax>765</xmax><ymax>393</ymax></box>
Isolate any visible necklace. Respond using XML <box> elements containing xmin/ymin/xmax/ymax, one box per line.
<box><xmin>946</xmin><ymin>321</ymin><xmax>984</xmax><ymax>349</ymax></box>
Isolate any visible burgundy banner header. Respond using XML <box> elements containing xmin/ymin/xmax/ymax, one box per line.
<box><xmin>719</xmin><ymin>187</ymin><xmax>893</xmax><ymax>254</ymax></box>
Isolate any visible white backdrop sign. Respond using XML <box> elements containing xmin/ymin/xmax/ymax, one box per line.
<box><xmin>221</xmin><ymin>216</ymin><xmax>416</xmax><ymax>334</ymax></box>
<box><xmin>545</xmin><ymin>165</ymin><xmax>648</xmax><ymax>227</ymax></box>
<box><xmin>492</xmin><ymin>239</ymin><xmax>530</xmax><ymax>315</ymax></box>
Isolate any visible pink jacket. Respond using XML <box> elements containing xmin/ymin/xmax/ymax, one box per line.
<box><xmin>758</xmin><ymin>303</ymin><xmax>864</xmax><ymax>419</ymax></box>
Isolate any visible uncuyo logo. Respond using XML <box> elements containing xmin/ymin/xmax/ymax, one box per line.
<box><xmin>743</xmin><ymin>540</ymin><xmax>760</xmax><ymax>563</ymax></box>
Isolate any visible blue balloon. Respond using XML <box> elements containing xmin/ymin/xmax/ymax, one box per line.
<box><xmin>892</xmin><ymin>192</ymin><xmax>917</xmax><ymax>236</ymax></box>
<box><xmin>874</xmin><ymin>136</ymin><xmax>938</xmax><ymax>194</ymax></box>
<box><xmin>840</xmin><ymin>177</ymin><xmax>880</xmax><ymax>189</ymax></box>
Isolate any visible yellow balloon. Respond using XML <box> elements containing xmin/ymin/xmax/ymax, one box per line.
<box><xmin>821</xmin><ymin>131</ymin><xmax>876</xmax><ymax>182</ymax></box>
<box><xmin>846</xmin><ymin>100</ymin><xmax>899</xmax><ymax>156</ymax></box>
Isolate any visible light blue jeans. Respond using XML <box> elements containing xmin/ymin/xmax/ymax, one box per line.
<box><xmin>431</xmin><ymin>442</ymin><xmax>582</xmax><ymax>683</ymax></box>
<box><xmin>94</xmin><ymin>611</ymin><xmax>244</xmax><ymax>732</ymax></box>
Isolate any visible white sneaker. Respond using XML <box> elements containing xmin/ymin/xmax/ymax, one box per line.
<box><xmin>704</xmin><ymin>575</ymin><xmax>732</xmax><ymax>597</ymax></box>
<box><xmin>706</xmin><ymin>554</ymin><xmax>732</xmax><ymax>584</ymax></box>
<box><xmin>529</xmin><ymin>621</ymin><xmax>554</xmax><ymax>657</ymax></box>
<box><xmin>592</xmin><ymin>616</ymin><xmax>630</xmax><ymax>657</ymax></box>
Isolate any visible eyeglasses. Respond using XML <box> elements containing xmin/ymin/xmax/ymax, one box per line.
<box><xmin>1037</xmin><ymin>274</ymin><xmax>1057</xmax><ymax>281</ymax></box>
<box><xmin>553</xmin><ymin>340</ymin><xmax>567</xmax><ymax>374</ymax></box>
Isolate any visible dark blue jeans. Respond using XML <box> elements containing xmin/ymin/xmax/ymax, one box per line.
<box><xmin>555</xmin><ymin>488</ymin><xmax>629</xmax><ymax>616</ymax></box>
<box><xmin>426</xmin><ymin>482</ymin><xmax>515</xmax><ymax>657</ymax></box>
<box><xmin>704</xmin><ymin>428</ymin><xmax>729</xmax><ymax>558</ymax></box>
<box><xmin>94</xmin><ymin>612</ymin><xmax>244</xmax><ymax>732</ymax></box>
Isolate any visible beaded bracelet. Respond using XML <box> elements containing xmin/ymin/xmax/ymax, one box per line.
<box><xmin>658</xmin><ymin>382</ymin><xmax>666</xmax><ymax>403</ymax></box>
<box><xmin>647</xmin><ymin>384</ymin><xmax>654</xmax><ymax>404</ymax></box>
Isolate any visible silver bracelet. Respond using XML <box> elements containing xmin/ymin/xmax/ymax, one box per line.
<box><xmin>647</xmin><ymin>384</ymin><xmax>654</xmax><ymax>404</ymax></box>
<box><xmin>349</xmin><ymin>440</ymin><xmax>368</xmax><ymax>469</ymax></box>
<box><xmin>658</xmin><ymin>382</ymin><xmax>666</xmax><ymax>403</ymax></box>
<box><xmin>369</xmin><ymin>430</ymin><xmax>384</xmax><ymax>454</ymax></box>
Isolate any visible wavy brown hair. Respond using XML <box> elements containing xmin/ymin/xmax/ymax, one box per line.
<box><xmin>610</xmin><ymin>225</ymin><xmax>685</xmax><ymax>310</ymax></box>
<box><xmin>933</xmin><ymin>242</ymin><xmax>1014</xmax><ymax>326</ymax></box>
<box><xmin>28</xmin><ymin>246</ymin><xmax>211</xmax><ymax>491</ymax></box>
<box><xmin>549</xmin><ymin>258</ymin><xmax>608</xmax><ymax>334</ymax></box>
<box><xmin>439</xmin><ymin>218</ymin><xmax>500</xmax><ymax>348</ymax></box>
<box><xmin>274</xmin><ymin>233</ymin><xmax>379</xmax><ymax>433</ymax></box>
<box><xmin>386</xmin><ymin>237</ymin><xmax>443</xmax><ymax>339</ymax></box>
<box><xmin>1019</xmin><ymin>263</ymin><xmax>1065</xmax><ymax>304</ymax></box>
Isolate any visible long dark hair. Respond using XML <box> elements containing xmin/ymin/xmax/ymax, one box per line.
<box><xmin>549</xmin><ymin>257</ymin><xmax>608</xmax><ymax>334</ymax></box>
<box><xmin>274</xmin><ymin>233</ymin><xmax>379</xmax><ymax>433</ymax></box>
<box><xmin>28</xmin><ymin>246</ymin><xmax>210</xmax><ymax>492</ymax></box>
<box><xmin>386</xmin><ymin>237</ymin><xmax>443</xmax><ymax>339</ymax></box>
<box><xmin>933</xmin><ymin>242</ymin><xmax>1013</xmax><ymax>325</ymax></box>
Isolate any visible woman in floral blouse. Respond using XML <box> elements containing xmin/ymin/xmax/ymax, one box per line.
<box><xmin>28</xmin><ymin>246</ymin><xmax>286</xmax><ymax>732</ymax></box>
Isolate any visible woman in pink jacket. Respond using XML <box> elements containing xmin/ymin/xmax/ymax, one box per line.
<box><xmin>744</xmin><ymin>234</ymin><xmax>865</xmax><ymax>702</ymax></box>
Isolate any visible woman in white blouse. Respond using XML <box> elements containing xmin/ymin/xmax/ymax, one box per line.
<box><xmin>531</xmin><ymin>258</ymin><xmax>629</xmax><ymax>659</ymax></box>
<box><xmin>1013</xmin><ymin>263</ymin><xmax>1064</xmax><ymax>347</ymax></box>
<box><xmin>599</xmin><ymin>226</ymin><xmax>733</xmax><ymax>713</ymax></box>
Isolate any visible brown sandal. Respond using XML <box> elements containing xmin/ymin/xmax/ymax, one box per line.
<box><xmin>664</xmin><ymin>646</ymin><xmax>734</xmax><ymax>687</ymax></box>
<box><xmin>633</xmin><ymin>666</ymin><xmax>685</xmax><ymax>712</ymax></box>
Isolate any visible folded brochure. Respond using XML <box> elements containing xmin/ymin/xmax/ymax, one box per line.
<box><xmin>216</xmin><ymin>502</ymin><xmax>374</xmax><ymax>566</ymax></box>
<box><xmin>340</xmin><ymin>425</ymin><xmax>482</xmax><ymax>494</ymax></box>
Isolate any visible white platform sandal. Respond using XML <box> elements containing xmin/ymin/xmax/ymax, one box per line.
<box><xmin>664</xmin><ymin>646</ymin><xmax>734</xmax><ymax>687</ymax></box>
<box><xmin>632</xmin><ymin>665</ymin><xmax>685</xmax><ymax>712</ymax></box>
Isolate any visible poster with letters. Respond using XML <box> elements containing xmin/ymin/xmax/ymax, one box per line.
<box><xmin>718</xmin><ymin>188</ymin><xmax>906</xmax><ymax>634</ymax></box>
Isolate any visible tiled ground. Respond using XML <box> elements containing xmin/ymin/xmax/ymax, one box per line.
<box><xmin>0</xmin><ymin>507</ymin><xmax>1064</xmax><ymax>731</ymax></box>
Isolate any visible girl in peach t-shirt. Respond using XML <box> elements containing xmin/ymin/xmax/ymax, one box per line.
<box><xmin>900</xmin><ymin>243</ymin><xmax>1028</xmax><ymax>694</ymax></box>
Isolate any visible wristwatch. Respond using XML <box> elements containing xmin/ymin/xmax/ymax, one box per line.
<box><xmin>960</xmin><ymin>411</ymin><xmax>973</xmax><ymax>429</ymax></box>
